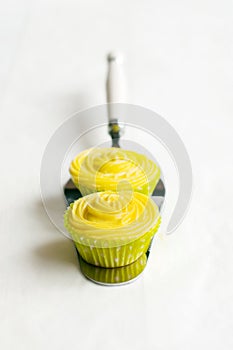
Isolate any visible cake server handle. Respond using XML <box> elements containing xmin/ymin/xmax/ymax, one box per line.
<box><xmin>106</xmin><ymin>52</ymin><xmax>127</xmax><ymax>120</ymax></box>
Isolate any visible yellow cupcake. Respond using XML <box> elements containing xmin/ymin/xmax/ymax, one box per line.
<box><xmin>64</xmin><ymin>191</ymin><xmax>161</xmax><ymax>268</ymax></box>
<box><xmin>70</xmin><ymin>147</ymin><xmax>160</xmax><ymax>196</ymax></box>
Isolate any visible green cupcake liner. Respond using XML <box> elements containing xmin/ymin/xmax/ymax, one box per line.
<box><xmin>73</xmin><ymin>217</ymin><xmax>161</xmax><ymax>268</ymax></box>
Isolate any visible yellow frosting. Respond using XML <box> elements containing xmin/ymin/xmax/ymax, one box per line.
<box><xmin>69</xmin><ymin>147</ymin><xmax>160</xmax><ymax>195</ymax></box>
<box><xmin>64</xmin><ymin>191</ymin><xmax>160</xmax><ymax>248</ymax></box>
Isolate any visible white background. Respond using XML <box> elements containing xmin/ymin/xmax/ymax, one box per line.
<box><xmin>0</xmin><ymin>0</ymin><xmax>233</xmax><ymax>349</ymax></box>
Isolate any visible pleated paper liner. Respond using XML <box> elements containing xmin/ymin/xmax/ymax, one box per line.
<box><xmin>73</xmin><ymin>217</ymin><xmax>161</xmax><ymax>268</ymax></box>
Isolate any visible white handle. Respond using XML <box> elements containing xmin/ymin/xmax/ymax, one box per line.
<box><xmin>106</xmin><ymin>52</ymin><xmax>126</xmax><ymax>122</ymax></box>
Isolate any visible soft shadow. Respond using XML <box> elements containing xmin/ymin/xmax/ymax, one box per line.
<box><xmin>30</xmin><ymin>198</ymin><xmax>80</xmax><ymax>271</ymax></box>
<box><xmin>30</xmin><ymin>92</ymin><xmax>94</xmax><ymax>274</ymax></box>
<box><xmin>34</xmin><ymin>239</ymin><xmax>80</xmax><ymax>270</ymax></box>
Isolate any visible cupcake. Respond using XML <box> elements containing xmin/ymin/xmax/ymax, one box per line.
<box><xmin>64</xmin><ymin>191</ymin><xmax>161</xmax><ymax>268</ymax></box>
<box><xmin>69</xmin><ymin>147</ymin><xmax>160</xmax><ymax>196</ymax></box>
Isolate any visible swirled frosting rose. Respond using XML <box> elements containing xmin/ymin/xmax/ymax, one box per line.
<box><xmin>64</xmin><ymin>191</ymin><xmax>160</xmax><ymax>248</ymax></box>
<box><xmin>69</xmin><ymin>147</ymin><xmax>160</xmax><ymax>195</ymax></box>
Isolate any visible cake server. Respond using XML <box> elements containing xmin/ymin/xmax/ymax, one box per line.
<box><xmin>64</xmin><ymin>52</ymin><xmax>165</xmax><ymax>285</ymax></box>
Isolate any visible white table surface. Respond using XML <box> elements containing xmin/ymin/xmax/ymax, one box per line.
<box><xmin>0</xmin><ymin>0</ymin><xmax>233</xmax><ymax>349</ymax></box>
